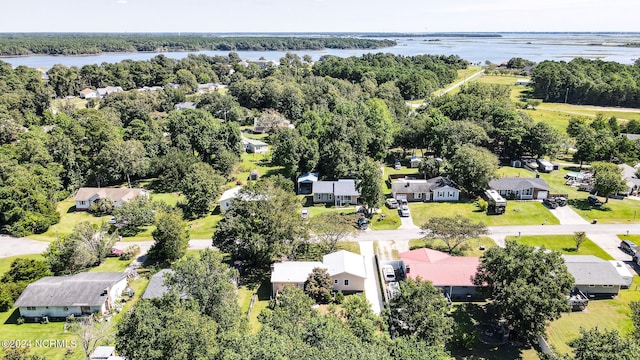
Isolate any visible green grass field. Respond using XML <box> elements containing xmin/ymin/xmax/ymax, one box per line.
<box><xmin>508</xmin><ymin>235</ymin><xmax>614</xmax><ymax>260</ymax></box>
<box><xmin>546</xmin><ymin>276</ymin><xmax>640</xmax><ymax>356</ymax></box>
<box><xmin>29</xmin><ymin>199</ymin><xmax>112</xmax><ymax>242</ymax></box>
<box><xmin>0</xmin><ymin>254</ymin><xmax>45</xmax><ymax>276</ymax></box>
<box><xmin>88</xmin><ymin>257</ymin><xmax>133</xmax><ymax>273</ymax></box>
<box><xmin>409</xmin><ymin>201</ymin><xmax>559</xmax><ymax>227</ymax></box>
<box><xmin>409</xmin><ymin>237</ymin><xmax>497</xmax><ymax>257</ymax></box>
<box><xmin>369</xmin><ymin>206</ymin><xmax>401</xmax><ymax>230</ymax></box>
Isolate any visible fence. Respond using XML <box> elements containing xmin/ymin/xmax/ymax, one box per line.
<box><xmin>246</xmin><ymin>293</ymin><xmax>258</xmax><ymax>317</ymax></box>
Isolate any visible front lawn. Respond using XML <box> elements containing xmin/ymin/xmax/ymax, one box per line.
<box><xmin>336</xmin><ymin>241</ymin><xmax>361</xmax><ymax>255</ymax></box>
<box><xmin>30</xmin><ymin>199</ymin><xmax>111</xmax><ymax>242</ymax></box>
<box><xmin>569</xmin><ymin>196</ymin><xmax>640</xmax><ymax>224</ymax></box>
<box><xmin>88</xmin><ymin>257</ymin><xmax>133</xmax><ymax>273</ymax></box>
<box><xmin>369</xmin><ymin>206</ymin><xmax>401</xmax><ymax>230</ymax></box>
<box><xmin>508</xmin><ymin>235</ymin><xmax>614</xmax><ymax>260</ymax></box>
<box><xmin>409</xmin><ymin>237</ymin><xmax>497</xmax><ymax>257</ymax></box>
<box><xmin>238</xmin><ymin>281</ymin><xmax>271</xmax><ymax>333</ymax></box>
<box><xmin>546</xmin><ymin>276</ymin><xmax>640</xmax><ymax>356</ymax></box>
<box><xmin>409</xmin><ymin>201</ymin><xmax>559</xmax><ymax>227</ymax></box>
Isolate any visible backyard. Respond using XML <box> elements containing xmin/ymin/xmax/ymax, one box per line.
<box><xmin>545</xmin><ymin>275</ymin><xmax>640</xmax><ymax>356</ymax></box>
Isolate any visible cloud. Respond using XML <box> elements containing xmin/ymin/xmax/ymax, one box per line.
<box><xmin>116</xmin><ymin>0</ymin><xmax>128</xmax><ymax>4</ymax></box>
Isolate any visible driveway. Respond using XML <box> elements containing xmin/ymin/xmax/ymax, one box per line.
<box><xmin>584</xmin><ymin>234</ymin><xmax>632</xmax><ymax>261</ymax></box>
<box><xmin>359</xmin><ymin>241</ymin><xmax>383</xmax><ymax>315</ymax></box>
<box><xmin>547</xmin><ymin>205</ymin><xmax>590</xmax><ymax>225</ymax></box>
<box><xmin>398</xmin><ymin>210</ymin><xmax>420</xmax><ymax>230</ymax></box>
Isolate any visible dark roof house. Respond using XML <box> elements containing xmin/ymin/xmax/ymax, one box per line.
<box><xmin>391</xmin><ymin>176</ymin><xmax>460</xmax><ymax>202</ymax></box>
<box><xmin>489</xmin><ymin>177</ymin><xmax>550</xmax><ymax>200</ymax></box>
<box><xmin>142</xmin><ymin>269</ymin><xmax>174</xmax><ymax>300</ymax></box>
<box><xmin>563</xmin><ymin>255</ymin><xmax>627</xmax><ymax>297</ymax></box>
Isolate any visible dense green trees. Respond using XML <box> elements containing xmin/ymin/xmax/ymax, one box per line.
<box><xmin>0</xmin><ymin>35</ymin><xmax>395</xmax><ymax>56</ymax></box>
<box><xmin>531</xmin><ymin>58</ymin><xmax>640</xmax><ymax>107</ymax></box>
<box><xmin>44</xmin><ymin>222</ymin><xmax>116</xmax><ymax>274</ymax></box>
<box><xmin>0</xmin><ymin>258</ymin><xmax>51</xmax><ymax>312</ymax></box>
<box><xmin>591</xmin><ymin>162</ymin><xmax>628</xmax><ymax>202</ymax></box>
<box><xmin>474</xmin><ymin>241</ymin><xmax>574</xmax><ymax>343</ymax></box>
<box><xmin>213</xmin><ymin>177</ymin><xmax>308</xmax><ymax>269</ymax></box>
<box><xmin>447</xmin><ymin>144</ymin><xmax>498</xmax><ymax>194</ymax></box>
<box><xmin>304</xmin><ymin>267</ymin><xmax>333</xmax><ymax>303</ymax></box>
<box><xmin>570</xmin><ymin>327</ymin><xmax>640</xmax><ymax>360</ymax></box>
<box><xmin>146</xmin><ymin>211</ymin><xmax>190</xmax><ymax>265</ymax></box>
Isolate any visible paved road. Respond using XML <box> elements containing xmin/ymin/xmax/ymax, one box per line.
<box><xmin>359</xmin><ymin>241</ymin><xmax>383</xmax><ymax>314</ymax></box>
<box><xmin>408</xmin><ymin>69</ymin><xmax>484</xmax><ymax>108</ymax></box>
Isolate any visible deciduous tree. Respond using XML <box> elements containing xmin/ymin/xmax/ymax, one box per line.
<box><xmin>420</xmin><ymin>215</ymin><xmax>488</xmax><ymax>255</ymax></box>
<box><xmin>447</xmin><ymin>144</ymin><xmax>498</xmax><ymax>195</ymax></box>
<box><xmin>304</xmin><ymin>267</ymin><xmax>333</xmax><ymax>304</ymax></box>
<box><xmin>570</xmin><ymin>327</ymin><xmax>639</xmax><ymax>360</ymax></box>
<box><xmin>591</xmin><ymin>162</ymin><xmax>627</xmax><ymax>203</ymax></box>
<box><xmin>146</xmin><ymin>211</ymin><xmax>189</xmax><ymax>265</ymax></box>
<box><xmin>474</xmin><ymin>240</ymin><xmax>574</xmax><ymax>343</ymax></box>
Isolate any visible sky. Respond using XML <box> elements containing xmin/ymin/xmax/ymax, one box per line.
<box><xmin>1</xmin><ymin>0</ymin><xmax>639</xmax><ymax>33</ymax></box>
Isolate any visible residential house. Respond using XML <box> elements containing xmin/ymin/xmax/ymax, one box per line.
<box><xmin>297</xmin><ymin>172</ymin><xmax>318</xmax><ymax>194</ymax></box>
<box><xmin>74</xmin><ymin>187</ymin><xmax>149</xmax><ymax>211</ymax></box>
<box><xmin>410</xmin><ymin>155</ymin><xmax>422</xmax><ymax>168</ymax></box>
<box><xmin>197</xmin><ymin>83</ymin><xmax>220</xmax><ymax>93</ymax></box>
<box><xmin>253</xmin><ymin>115</ymin><xmax>294</xmax><ymax>134</ymax></box>
<box><xmin>271</xmin><ymin>261</ymin><xmax>324</xmax><ymax>296</ymax></box>
<box><xmin>174</xmin><ymin>102</ymin><xmax>197</xmax><ymax>111</ymax></box>
<box><xmin>219</xmin><ymin>186</ymin><xmax>243</xmax><ymax>212</ymax></box>
<box><xmin>399</xmin><ymin>248</ymin><xmax>483</xmax><ymax>300</ymax></box>
<box><xmin>270</xmin><ymin>250</ymin><xmax>366</xmax><ymax>296</ymax></box>
<box><xmin>90</xmin><ymin>346</ymin><xmax>125</xmax><ymax>360</ymax></box>
<box><xmin>515</xmin><ymin>79</ymin><xmax>531</xmax><ymax>86</ymax></box>
<box><xmin>96</xmin><ymin>86</ymin><xmax>123</xmax><ymax>99</ymax></box>
<box><xmin>242</xmin><ymin>137</ymin><xmax>269</xmax><ymax>154</ymax></box>
<box><xmin>246</xmin><ymin>59</ymin><xmax>279</xmax><ymax>69</ymax></box>
<box><xmin>79</xmin><ymin>88</ymin><xmax>98</xmax><ymax>99</ymax></box>
<box><xmin>391</xmin><ymin>176</ymin><xmax>460</xmax><ymax>202</ymax></box>
<box><xmin>563</xmin><ymin>255</ymin><xmax>627</xmax><ymax>297</ymax></box>
<box><xmin>13</xmin><ymin>272</ymin><xmax>127</xmax><ymax>320</ymax></box>
<box><xmin>619</xmin><ymin>164</ymin><xmax>640</xmax><ymax>196</ymax></box>
<box><xmin>489</xmin><ymin>177</ymin><xmax>550</xmax><ymax>200</ymax></box>
<box><xmin>609</xmin><ymin>261</ymin><xmax>634</xmax><ymax>287</ymax></box>
<box><xmin>142</xmin><ymin>269</ymin><xmax>174</xmax><ymax>300</ymax></box>
<box><xmin>312</xmin><ymin>179</ymin><xmax>360</xmax><ymax>206</ymax></box>
<box><xmin>323</xmin><ymin>250</ymin><xmax>367</xmax><ymax>294</ymax></box>
<box><xmin>137</xmin><ymin>86</ymin><xmax>163</xmax><ymax>93</ymax></box>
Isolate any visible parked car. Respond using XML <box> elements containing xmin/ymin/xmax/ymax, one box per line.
<box><xmin>394</xmin><ymin>160</ymin><xmax>401</xmax><ymax>170</ymax></box>
<box><xmin>385</xmin><ymin>198</ymin><xmax>399</xmax><ymax>209</ymax></box>
<box><xmin>108</xmin><ymin>216</ymin><xmax>117</xmax><ymax>224</ymax></box>
<box><xmin>587</xmin><ymin>195</ymin><xmax>603</xmax><ymax>207</ymax></box>
<box><xmin>555</xmin><ymin>197</ymin><xmax>568</xmax><ymax>207</ymax></box>
<box><xmin>399</xmin><ymin>207</ymin><xmax>410</xmax><ymax>217</ymax></box>
<box><xmin>620</xmin><ymin>240</ymin><xmax>638</xmax><ymax>255</ymax></box>
<box><xmin>108</xmin><ymin>247</ymin><xmax>123</xmax><ymax>257</ymax></box>
<box><xmin>357</xmin><ymin>217</ymin><xmax>368</xmax><ymax>230</ymax></box>
<box><xmin>543</xmin><ymin>198</ymin><xmax>558</xmax><ymax>209</ymax></box>
<box><xmin>381</xmin><ymin>265</ymin><xmax>396</xmax><ymax>282</ymax></box>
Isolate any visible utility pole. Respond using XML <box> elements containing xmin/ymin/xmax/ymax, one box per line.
<box><xmin>564</xmin><ymin>88</ymin><xmax>569</xmax><ymax>103</ymax></box>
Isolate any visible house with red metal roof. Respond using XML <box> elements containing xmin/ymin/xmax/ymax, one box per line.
<box><xmin>399</xmin><ymin>248</ymin><xmax>484</xmax><ymax>301</ymax></box>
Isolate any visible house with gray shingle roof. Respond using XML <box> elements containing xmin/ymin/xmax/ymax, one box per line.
<box><xmin>489</xmin><ymin>177</ymin><xmax>550</xmax><ymax>200</ymax></box>
<box><xmin>74</xmin><ymin>187</ymin><xmax>149</xmax><ymax>211</ymax></box>
<box><xmin>391</xmin><ymin>176</ymin><xmax>460</xmax><ymax>202</ymax></box>
<box><xmin>618</xmin><ymin>164</ymin><xmax>640</xmax><ymax>196</ymax></box>
<box><xmin>563</xmin><ymin>255</ymin><xmax>626</xmax><ymax>297</ymax></box>
<box><xmin>14</xmin><ymin>272</ymin><xmax>127</xmax><ymax>320</ymax></box>
<box><xmin>142</xmin><ymin>269</ymin><xmax>174</xmax><ymax>300</ymax></box>
<box><xmin>312</xmin><ymin>179</ymin><xmax>360</xmax><ymax>206</ymax></box>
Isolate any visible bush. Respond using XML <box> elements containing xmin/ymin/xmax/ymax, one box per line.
<box><xmin>334</xmin><ymin>291</ymin><xmax>345</xmax><ymax>304</ymax></box>
<box><xmin>120</xmin><ymin>245</ymin><xmax>141</xmax><ymax>260</ymax></box>
<box><xmin>90</xmin><ymin>198</ymin><xmax>114</xmax><ymax>215</ymax></box>
<box><xmin>16</xmin><ymin>317</ymin><xmax>25</xmax><ymax>325</ymax></box>
<box><xmin>476</xmin><ymin>198</ymin><xmax>488</xmax><ymax>212</ymax></box>
<box><xmin>322</xmin><ymin>292</ymin><xmax>333</xmax><ymax>304</ymax></box>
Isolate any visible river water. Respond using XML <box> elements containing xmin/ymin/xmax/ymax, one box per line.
<box><xmin>1</xmin><ymin>33</ymin><xmax>639</xmax><ymax>69</ymax></box>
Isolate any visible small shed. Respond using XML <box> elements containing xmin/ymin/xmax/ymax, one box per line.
<box><xmin>515</xmin><ymin>79</ymin><xmax>531</xmax><ymax>86</ymax></box>
<box><xmin>249</xmin><ymin>169</ymin><xmax>260</xmax><ymax>181</ymax></box>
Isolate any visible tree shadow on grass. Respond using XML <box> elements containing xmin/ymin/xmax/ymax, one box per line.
<box><xmin>3</xmin><ymin>308</ymin><xmax>21</xmax><ymax>324</ymax></box>
<box><xmin>562</xmin><ymin>247</ymin><xmax>578</xmax><ymax>253</ymax></box>
<box><xmin>569</xmin><ymin>199</ymin><xmax>613</xmax><ymax>212</ymax></box>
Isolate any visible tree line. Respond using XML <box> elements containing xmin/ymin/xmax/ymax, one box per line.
<box><xmin>0</xmin><ymin>34</ymin><xmax>396</xmax><ymax>56</ymax></box>
<box><xmin>531</xmin><ymin>58</ymin><xmax>640</xmax><ymax>107</ymax></box>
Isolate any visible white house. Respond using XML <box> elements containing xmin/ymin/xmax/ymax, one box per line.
<box><xmin>297</xmin><ymin>172</ymin><xmax>319</xmax><ymax>194</ymax></box>
<box><xmin>515</xmin><ymin>79</ymin><xmax>531</xmax><ymax>86</ymax></box>
<box><xmin>242</xmin><ymin>137</ymin><xmax>269</xmax><ymax>154</ymax></box>
<box><xmin>312</xmin><ymin>179</ymin><xmax>360</xmax><ymax>206</ymax></box>
<box><xmin>322</xmin><ymin>250</ymin><xmax>367</xmax><ymax>294</ymax></box>
<box><xmin>564</xmin><ymin>255</ymin><xmax>627</xmax><ymax>297</ymax></box>
<box><xmin>74</xmin><ymin>187</ymin><xmax>149</xmax><ymax>211</ymax></box>
<box><xmin>219</xmin><ymin>186</ymin><xmax>243</xmax><ymax>212</ymax></box>
<box><xmin>174</xmin><ymin>102</ymin><xmax>197</xmax><ymax>111</ymax></box>
<box><xmin>14</xmin><ymin>272</ymin><xmax>127</xmax><ymax>320</ymax></box>
<box><xmin>489</xmin><ymin>177</ymin><xmax>550</xmax><ymax>200</ymax></box>
<box><xmin>79</xmin><ymin>88</ymin><xmax>98</xmax><ymax>99</ymax></box>
<box><xmin>270</xmin><ymin>250</ymin><xmax>366</xmax><ymax>296</ymax></box>
<box><xmin>410</xmin><ymin>156</ymin><xmax>422</xmax><ymax>168</ymax></box>
<box><xmin>392</xmin><ymin>176</ymin><xmax>460</xmax><ymax>202</ymax></box>
<box><xmin>96</xmin><ymin>86</ymin><xmax>123</xmax><ymax>99</ymax></box>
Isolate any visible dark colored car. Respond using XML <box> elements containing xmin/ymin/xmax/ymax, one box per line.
<box><xmin>587</xmin><ymin>195</ymin><xmax>602</xmax><ymax>207</ymax></box>
<box><xmin>620</xmin><ymin>240</ymin><xmax>638</xmax><ymax>255</ymax></box>
<box><xmin>357</xmin><ymin>217</ymin><xmax>368</xmax><ymax>230</ymax></box>
<box><xmin>555</xmin><ymin>197</ymin><xmax>568</xmax><ymax>207</ymax></box>
<box><xmin>543</xmin><ymin>198</ymin><xmax>558</xmax><ymax>209</ymax></box>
